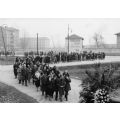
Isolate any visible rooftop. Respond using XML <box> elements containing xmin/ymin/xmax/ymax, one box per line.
<box><xmin>115</xmin><ymin>32</ymin><xmax>120</xmax><ymax>35</ymax></box>
<box><xmin>65</xmin><ymin>34</ymin><xmax>84</xmax><ymax>40</ymax></box>
<box><xmin>0</xmin><ymin>26</ymin><xmax>19</xmax><ymax>31</ymax></box>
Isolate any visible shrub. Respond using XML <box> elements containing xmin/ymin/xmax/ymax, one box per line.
<box><xmin>79</xmin><ymin>63</ymin><xmax>120</xmax><ymax>103</ymax></box>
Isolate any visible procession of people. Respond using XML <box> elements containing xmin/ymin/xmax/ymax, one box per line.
<box><xmin>13</xmin><ymin>50</ymin><xmax>105</xmax><ymax>102</ymax></box>
<box><xmin>13</xmin><ymin>56</ymin><xmax>71</xmax><ymax>102</ymax></box>
<box><xmin>24</xmin><ymin>51</ymin><xmax>106</xmax><ymax>64</ymax></box>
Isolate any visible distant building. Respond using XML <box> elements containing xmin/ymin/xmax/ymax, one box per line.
<box><xmin>19</xmin><ymin>37</ymin><xmax>50</xmax><ymax>52</ymax></box>
<box><xmin>0</xmin><ymin>26</ymin><xmax>19</xmax><ymax>52</ymax></box>
<box><xmin>65</xmin><ymin>34</ymin><xmax>84</xmax><ymax>52</ymax></box>
<box><xmin>115</xmin><ymin>32</ymin><xmax>120</xmax><ymax>48</ymax></box>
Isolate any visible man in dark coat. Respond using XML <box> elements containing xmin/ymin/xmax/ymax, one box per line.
<box><xmin>21</xmin><ymin>64</ymin><xmax>28</xmax><ymax>86</ymax></box>
<box><xmin>58</xmin><ymin>75</ymin><xmax>66</xmax><ymax>102</ymax></box>
<box><xmin>13</xmin><ymin>62</ymin><xmax>19</xmax><ymax>78</ymax></box>
<box><xmin>54</xmin><ymin>75</ymin><xmax>59</xmax><ymax>101</ymax></box>
<box><xmin>39</xmin><ymin>56</ymin><xmax>43</xmax><ymax>63</ymax></box>
<box><xmin>45</xmin><ymin>75</ymin><xmax>54</xmax><ymax>100</ymax></box>
<box><xmin>41</xmin><ymin>73</ymin><xmax>47</xmax><ymax>96</ymax></box>
<box><xmin>64</xmin><ymin>75</ymin><xmax>71</xmax><ymax>101</ymax></box>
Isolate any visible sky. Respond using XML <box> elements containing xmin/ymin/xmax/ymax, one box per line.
<box><xmin>0</xmin><ymin>18</ymin><xmax>120</xmax><ymax>48</ymax></box>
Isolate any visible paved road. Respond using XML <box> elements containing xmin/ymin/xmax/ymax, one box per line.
<box><xmin>0</xmin><ymin>66</ymin><xmax>81</xmax><ymax>103</ymax></box>
<box><xmin>1</xmin><ymin>56</ymin><xmax>120</xmax><ymax>69</ymax></box>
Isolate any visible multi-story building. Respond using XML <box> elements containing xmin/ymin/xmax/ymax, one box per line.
<box><xmin>65</xmin><ymin>34</ymin><xmax>84</xmax><ymax>52</ymax></box>
<box><xmin>19</xmin><ymin>37</ymin><xmax>50</xmax><ymax>52</ymax></box>
<box><xmin>115</xmin><ymin>32</ymin><xmax>120</xmax><ymax>48</ymax></box>
<box><xmin>0</xmin><ymin>26</ymin><xmax>19</xmax><ymax>52</ymax></box>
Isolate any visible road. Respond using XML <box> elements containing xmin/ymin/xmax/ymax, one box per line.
<box><xmin>0</xmin><ymin>56</ymin><xmax>120</xmax><ymax>103</ymax></box>
<box><xmin>0</xmin><ymin>66</ymin><xmax>81</xmax><ymax>103</ymax></box>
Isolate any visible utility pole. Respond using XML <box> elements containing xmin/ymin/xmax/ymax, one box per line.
<box><xmin>68</xmin><ymin>24</ymin><xmax>70</xmax><ymax>54</ymax></box>
<box><xmin>37</xmin><ymin>33</ymin><xmax>39</xmax><ymax>55</ymax></box>
<box><xmin>1</xmin><ymin>26</ymin><xmax>7</xmax><ymax>58</ymax></box>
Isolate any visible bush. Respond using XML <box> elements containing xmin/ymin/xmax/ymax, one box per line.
<box><xmin>79</xmin><ymin>63</ymin><xmax>120</xmax><ymax>103</ymax></box>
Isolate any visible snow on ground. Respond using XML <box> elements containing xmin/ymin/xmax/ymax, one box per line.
<box><xmin>0</xmin><ymin>66</ymin><xmax>81</xmax><ymax>103</ymax></box>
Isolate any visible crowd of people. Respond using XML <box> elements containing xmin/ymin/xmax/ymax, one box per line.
<box><xmin>13</xmin><ymin>51</ymin><xmax>105</xmax><ymax>102</ymax></box>
<box><xmin>25</xmin><ymin>51</ymin><xmax>106</xmax><ymax>64</ymax></box>
<box><xmin>13</xmin><ymin>56</ymin><xmax>71</xmax><ymax>102</ymax></box>
<box><xmin>0</xmin><ymin>51</ymin><xmax>15</xmax><ymax>56</ymax></box>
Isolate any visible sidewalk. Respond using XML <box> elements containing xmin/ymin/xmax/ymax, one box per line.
<box><xmin>0</xmin><ymin>66</ymin><xmax>81</xmax><ymax>103</ymax></box>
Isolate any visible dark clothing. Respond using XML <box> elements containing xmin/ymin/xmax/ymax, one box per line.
<box><xmin>21</xmin><ymin>67</ymin><xmax>28</xmax><ymax>86</ymax></box>
<box><xmin>34</xmin><ymin>77</ymin><xmax>40</xmax><ymax>88</ymax></box>
<box><xmin>64</xmin><ymin>77</ymin><xmax>71</xmax><ymax>101</ymax></box>
<box><xmin>41</xmin><ymin>74</ymin><xmax>47</xmax><ymax>95</ymax></box>
<box><xmin>54</xmin><ymin>77</ymin><xmax>59</xmax><ymax>100</ymax></box>
<box><xmin>13</xmin><ymin>63</ymin><xmax>19</xmax><ymax>78</ymax></box>
<box><xmin>64</xmin><ymin>77</ymin><xmax>71</xmax><ymax>91</ymax></box>
<box><xmin>58</xmin><ymin>77</ymin><xmax>66</xmax><ymax>101</ymax></box>
<box><xmin>45</xmin><ymin>77</ymin><xmax>54</xmax><ymax>97</ymax></box>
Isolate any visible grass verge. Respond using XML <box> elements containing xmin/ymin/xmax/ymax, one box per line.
<box><xmin>58</xmin><ymin>62</ymin><xmax>120</xmax><ymax>80</ymax></box>
<box><xmin>0</xmin><ymin>82</ymin><xmax>38</xmax><ymax>103</ymax></box>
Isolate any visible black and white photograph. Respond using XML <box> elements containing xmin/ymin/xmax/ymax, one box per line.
<box><xmin>1</xmin><ymin>0</ymin><xmax>120</xmax><ymax>120</ymax></box>
<box><xmin>1</xmin><ymin>18</ymin><xmax>120</xmax><ymax>103</ymax></box>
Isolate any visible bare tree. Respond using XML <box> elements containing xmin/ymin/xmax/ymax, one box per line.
<box><xmin>93</xmin><ymin>33</ymin><xmax>105</xmax><ymax>48</ymax></box>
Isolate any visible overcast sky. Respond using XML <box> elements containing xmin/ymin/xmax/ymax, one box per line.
<box><xmin>0</xmin><ymin>18</ymin><xmax>120</xmax><ymax>47</ymax></box>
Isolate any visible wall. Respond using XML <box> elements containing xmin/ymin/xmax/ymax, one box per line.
<box><xmin>19</xmin><ymin>37</ymin><xmax>50</xmax><ymax>52</ymax></box>
<box><xmin>0</xmin><ymin>27</ymin><xmax>19</xmax><ymax>52</ymax></box>
<box><xmin>117</xmin><ymin>35</ymin><xmax>120</xmax><ymax>48</ymax></box>
<box><xmin>65</xmin><ymin>38</ymin><xmax>83</xmax><ymax>52</ymax></box>
<box><xmin>0</xmin><ymin>27</ymin><xmax>7</xmax><ymax>50</ymax></box>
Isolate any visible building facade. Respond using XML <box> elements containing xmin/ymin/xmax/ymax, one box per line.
<box><xmin>19</xmin><ymin>37</ymin><xmax>50</xmax><ymax>52</ymax></box>
<box><xmin>115</xmin><ymin>32</ymin><xmax>120</xmax><ymax>48</ymax></box>
<box><xmin>65</xmin><ymin>34</ymin><xmax>84</xmax><ymax>52</ymax></box>
<box><xmin>0</xmin><ymin>26</ymin><xmax>19</xmax><ymax>52</ymax></box>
